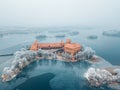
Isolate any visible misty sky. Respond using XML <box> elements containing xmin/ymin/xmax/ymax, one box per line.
<box><xmin>0</xmin><ymin>0</ymin><xmax>120</xmax><ymax>27</ymax></box>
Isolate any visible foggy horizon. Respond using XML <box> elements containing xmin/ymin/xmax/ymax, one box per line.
<box><xmin>0</xmin><ymin>0</ymin><xmax>120</xmax><ymax>27</ymax></box>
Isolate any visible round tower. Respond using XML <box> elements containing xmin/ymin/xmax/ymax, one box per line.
<box><xmin>66</xmin><ymin>39</ymin><xmax>71</xmax><ymax>44</ymax></box>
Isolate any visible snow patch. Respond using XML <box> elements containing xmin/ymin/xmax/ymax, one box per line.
<box><xmin>84</xmin><ymin>67</ymin><xmax>120</xmax><ymax>87</ymax></box>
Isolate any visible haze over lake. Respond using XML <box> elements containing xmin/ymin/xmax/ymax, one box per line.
<box><xmin>0</xmin><ymin>0</ymin><xmax>120</xmax><ymax>90</ymax></box>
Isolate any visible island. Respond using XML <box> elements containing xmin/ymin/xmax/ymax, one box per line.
<box><xmin>2</xmin><ymin>38</ymin><xmax>120</xmax><ymax>89</ymax></box>
<box><xmin>1</xmin><ymin>39</ymin><xmax>95</xmax><ymax>82</ymax></box>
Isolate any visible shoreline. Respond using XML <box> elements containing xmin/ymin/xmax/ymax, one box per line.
<box><xmin>0</xmin><ymin>52</ymin><xmax>101</xmax><ymax>82</ymax></box>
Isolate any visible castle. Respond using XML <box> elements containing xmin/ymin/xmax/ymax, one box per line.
<box><xmin>30</xmin><ymin>39</ymin><xmax>81</xmax><ymax>60</ymax></box>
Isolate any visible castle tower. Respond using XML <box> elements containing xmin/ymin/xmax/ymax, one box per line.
<box><xmin>64</xmin><ymin>39</ymin><xmax>81</xmax><ymax>61</ymax></box>
<box><xmin>30</xmin><ymin>40</ymin><xmax>39</xmax><ymax>51</ymax></box>
<box><xmin>66</xmin><ymin>39</ymin><xmax>71</xmax><ymax>44</ymax></box>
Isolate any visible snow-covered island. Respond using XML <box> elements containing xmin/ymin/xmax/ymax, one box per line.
<box><xmin>1</xmin><ymin>39</ymin><xmax>96</xmax><ymax>82</ymax></box>
<box><xmin>2</xmin><ymin>38</ymin><xmax>120</xmax><ymax>89</ymax></box>
<box><xmin>84</xmin><ymin>67</ymin><xmax>120</xmax><ymax>88</ymax></box>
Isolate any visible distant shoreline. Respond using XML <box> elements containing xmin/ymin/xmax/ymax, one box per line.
<box><xmin>0</xmin><ymin>54</ymin><xmax>13</xmax><ymax>57</ymax></box>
